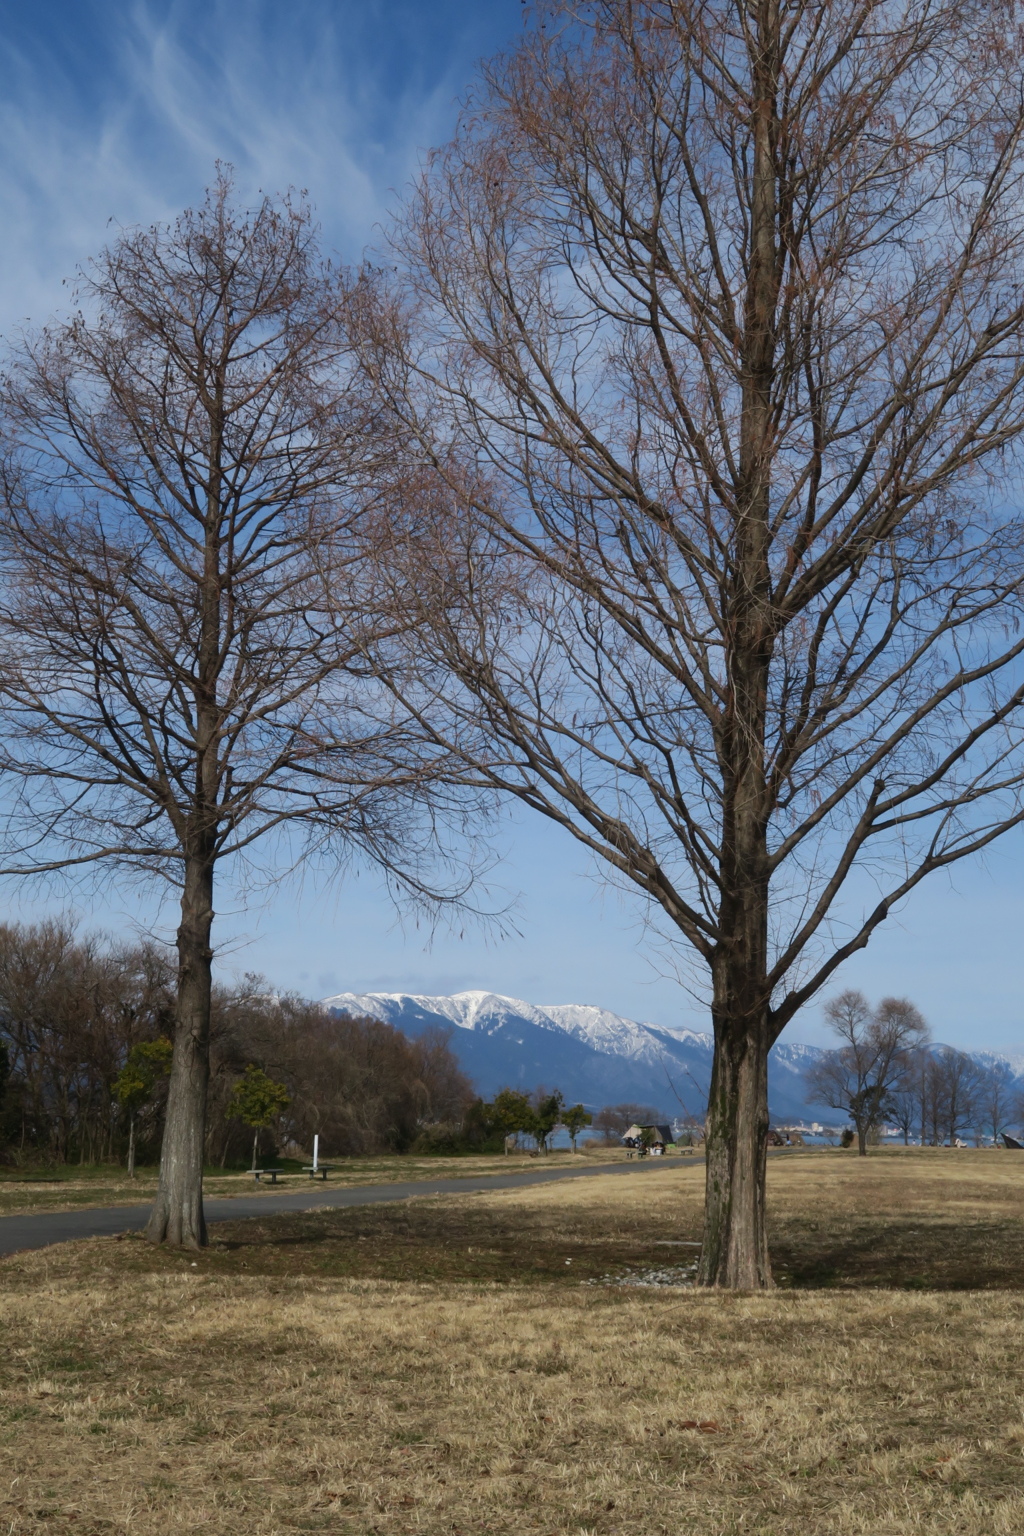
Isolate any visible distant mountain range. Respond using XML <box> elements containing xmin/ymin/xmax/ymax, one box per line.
<box><xmin>320</xmin><ymin>988</ymin><xmax>839</xmax><ymax>1124</ymax></box>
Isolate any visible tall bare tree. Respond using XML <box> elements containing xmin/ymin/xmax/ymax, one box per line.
<box><xmin>365</xmin><ymin>0</ymin><xmax>1024</xmax><ymax>1284</ymax></box>
<box><xmin>0</xmin><ymin>178</ymin><xmax>464</xmax><ymax>1246</ymax></box>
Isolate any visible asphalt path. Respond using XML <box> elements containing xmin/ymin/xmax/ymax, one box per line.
<box><xmin>0</xmin><ymin>1155</ymin><xmax>696</xmax><ymax>1258</ymax></box>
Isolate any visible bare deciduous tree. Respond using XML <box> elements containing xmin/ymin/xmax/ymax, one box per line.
<box><xmin>364</xmin><ymin>0</ymin><xmax>1024</xmax><ymax>1284</ymax></box>
<box><xmin>929</xmin><ymin>1045</ymin><xmax>982</xmax><ymax>1145</ymax></box>
<box><xmin>216</xmin><ymin>995</ymin><xmax>476</xmax><ymax>1159</ymax></box>
<box><xmin>806</xmin><ymin>990</ymin><xmax>927</xmax><ymax>1154</ymax></box>
<box><xmin>886</xmin><ymin>1047</ymin><xmax>927</xmax><ymax>1146</ymax></box>
<box><xmin>0</xmin><ymin>177</ymin><xmax>465</xmax><ymax>1246</ymax></box>
<box><xmin>975</xmin><ymin>1059</ymin><xmax>1017</xmax><ymax>1144</ymax></box>
<box><xmin>0</xmin><ymin>920</ymin><xmax>174</xmax><ymax>1163</ymax></box>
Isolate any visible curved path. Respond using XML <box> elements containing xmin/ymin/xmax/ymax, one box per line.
<box><xmin>0</xmin><ymin>1155</ymin><xmax>694</xmax><ymax>1257</ymax></box>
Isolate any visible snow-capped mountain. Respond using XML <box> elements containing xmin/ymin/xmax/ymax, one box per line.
<box><xmin>973</xmin><ymin>1049</ymin><xmax>1024</xmax><ymax>1078</ymax></box>
<box><xmin>319</xmin><ymin>988</ymin><xmax>830</xmax><ymax>1123</ymax></box>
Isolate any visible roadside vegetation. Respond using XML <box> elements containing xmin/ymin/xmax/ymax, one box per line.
<box><xmin>3</xmin><ymin>1151</ymin><xmax>1024</xmax><ymax>1535</ymax></box>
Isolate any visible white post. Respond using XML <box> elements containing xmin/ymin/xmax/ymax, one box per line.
<box><xmin>313</xmin><ymin>1134</ymin><xmax>319</xmax><ymax>1172</ymax></box>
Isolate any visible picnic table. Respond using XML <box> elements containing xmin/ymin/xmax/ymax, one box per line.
<box><xmin>253</xmin><ymin>1168</ymin><xmax>285</xmax><ymax>1184</ymax></box>
<box><xmin>301</xmin><ymin>1164</ymin><xmax>338</xmax><ymax>1180</ymax></box>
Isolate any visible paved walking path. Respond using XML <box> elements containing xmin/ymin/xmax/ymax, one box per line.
<box><xmin>0</xmin><ymin>1156</ymin><xmax>695</xmax><ymax>1257</ymax></box>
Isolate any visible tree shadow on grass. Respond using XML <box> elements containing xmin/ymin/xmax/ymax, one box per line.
<box><xmin>771</xmin><ymin>1217</ymin><xmax>1024</xmax><ymax>1290</ymax></box>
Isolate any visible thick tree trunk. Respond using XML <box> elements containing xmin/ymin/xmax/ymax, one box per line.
<box><xmin>695</xmin><ymin>5</ymin><xmax>782</xmax><ymax>1292</ymax></box>
<box><xmin>699</xmin><ymin>941</ymin><xmax>773</xmax><ymax>1288</ymax></box>
<box><xmin>856</xmin><ymin>1123</ymin><xmax>868</xmax><ymax>1156</ymax></box>
<box><xmin>145</xmin><ymin>853</ymin><xmax>215</xmax><ymax>1247</ymax></box>
<box><xmin>146</xmin><ymin>377</ymin><xmax>224</xmax><ymax>1247</ymax></box>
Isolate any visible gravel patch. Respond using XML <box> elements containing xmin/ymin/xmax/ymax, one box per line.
<box><xmin>588</xmin><ymin>1263</ymin><xmax>699</xmax><ymax>1287</ymax></box>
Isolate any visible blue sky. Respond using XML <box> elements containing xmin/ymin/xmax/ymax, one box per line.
<box><xmin>0</xmin><ymin>0</ymin><xmax>1021</xmax><ymax>1051</ymax></box>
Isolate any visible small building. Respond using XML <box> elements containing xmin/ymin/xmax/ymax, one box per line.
<box><xmin>622</xmin><ymin>1123</ymin><xmax>674</xmax><ymax>1154</ymax></box>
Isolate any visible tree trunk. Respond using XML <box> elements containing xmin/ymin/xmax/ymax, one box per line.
<box><xmin>145</xmin><ymin>853</ymin><xmax>215</xmax><ymax>1247</ymax></box>
<box><xmin>696</xmin><ymin>7</ymin><xmax>781</xmax><ymax>1291</ymax></box>
<box><xmin>146</xmin><ymin>371</ymin><xmax>224</xmax><ymax>1247</ymax></box>
<box><xmin>856</xmin><ymin>1123</ymin><xmax>868</xmax><ymax>1156</ymax></box>
<box><xmin>699</xmin><ymin>992</ymin><xmax>772</xmax><ymax>1288</ymax></box>
<box><xmin>251</xmin><ymin>1128</ymin><xmax>259</xmax><ymax>1172</ymax></box>
<box><xmin>127</xmin><ymin>1111</ymin><xmax>136</xmax><ymax>1179</ymax></box>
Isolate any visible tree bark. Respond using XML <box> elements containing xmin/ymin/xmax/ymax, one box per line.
<box><xmin>699</xmin><ymin>867</ymin><xmax>774</xmax><ymax>1288</ymax></box>
<box><xmin>145</xmin><ymin>853</ymin><xmax>215</xmax><ymax>1247</ymax></box>
<box><xmin>700</xmin><ymin>1011</ymin><xmax>771</xmax><ymax>1288</ymax></box>
<box><xmin>127</xmin><ymin>1111</ymin><xmax>136</xmax><ymax>1179</ymax></box>
<box><xmin>695</xmin><ymin>3</ymin><xmax>781</xmax><ymax>1289</ymax></box>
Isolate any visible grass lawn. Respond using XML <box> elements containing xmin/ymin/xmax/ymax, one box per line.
<box><xmin>0</xmin><ymin>1145</ymin><xmax>653</xmax><ymax>1218</ymax></box>
<box><xmin>2</xmin><ymin>1148</ymin><xmax>1024</xmax><ymax>1533</ymax></box>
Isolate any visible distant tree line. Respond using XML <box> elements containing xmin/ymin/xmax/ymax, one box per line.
<box><xmin>0</xmin><ymin>921</ymin><xmax>478</xmax><ymax>1167</ymax></box>
<box><xmin>443</xmin><ymin>1088</ymin><xmax>593</xmax><ymax>1156</ymax></box>
<box><xmin>0</xmin><ymin>919</ymin><xmax>616</xmax><ymax>1167</ymax></box>
<box><xmin>807</xmin><ymin>990</ymin><xmax>1021</xmax><ymax>1151</ymax></box>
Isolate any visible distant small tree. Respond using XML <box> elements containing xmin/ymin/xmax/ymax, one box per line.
<box><xmin>530</xmin><ymin>1089</ymin><xmax>564</xmax><ymax>1154</ymax></box>
<box><xmin>976</xmin><ymin>1061</ymin><xmax>1017</xmax><ymax>1145</ymax></box>
<box><xmin>487</xmin><ymin>1088</ymin><xmax>534</xmax><ymax>1154</ymax></box>
<box><xmin>113</xmin><ymin>1038</ymin><xmax>173</xmax><ymax>1178</ymax></box>
<box><xmin>806</xmin><ymin>992</ymin><xmax>928</xmax><ymax>1156</ymax></box>
<box><xmin>226</xmin><ymin>1065</ymin><xmax>291</xmax><ymax>1171</ymax></box>
<box><xmin>562</xmin><ymin>1103</ymin><xmax>592</xmax><ymax>1153</ymax></box>
<box><xmin>886</xmin><ymin>1048</ymin><xmax>927</xmax><ymax>1146</ymax></box>
<box><xmin>929</xmin><ymin>1047</ymin><xmax>982</xmax><ymax>1146</ymax></box>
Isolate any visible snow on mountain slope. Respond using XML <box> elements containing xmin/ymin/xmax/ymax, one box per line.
<box><xmin>538</xmin><ymin>1002</ymin><xmax>713</xmax><ymax>1063</ymax></box>
<box><xmin>321</xmin><ymin>988</ymin><xmax>814</xmax><ymax>1120</ymax></box>
<box><xmin>973</xmin><ymin>1049</ymin><xmax>1024</xmax><ymax>1077</ymax></box>
<box><xmin>322</xmin><ymin>989</ymin><xmax>676</xmax><ymax>1053</ymax></box>
<box><xmin>320</xmin><ymin>988</ymin><xmax>1024</xmax><ymax>1124</ymax></box>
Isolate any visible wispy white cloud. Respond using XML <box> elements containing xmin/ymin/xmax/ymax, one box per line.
<box><xmin>0</xmin><ymin>0</ymin><xmax>514</xmax><ymax>333</ymax></box>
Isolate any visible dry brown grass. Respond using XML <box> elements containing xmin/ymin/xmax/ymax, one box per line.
<box><xmin>3</xmin><ymin>1148</ymin><xmax>1024</xmax><ymax>1535</ymax></box>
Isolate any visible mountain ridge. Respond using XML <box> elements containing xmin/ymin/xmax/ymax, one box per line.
<box><xmin>321</xmin><ymin>988</ymin><xmax>1024</xmax><ymax>1128</ymax></box>
<box><xmin>321</xmin><ymin>988</ymin><xmax>819</xmax><ymax>1122</ymax></box>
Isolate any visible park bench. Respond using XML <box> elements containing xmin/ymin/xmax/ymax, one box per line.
<box><xmin>301</xmin><ymin>1164</ymin><xmax>338</xmax><ymax>1180</ymax></box>
<box><xmin>253</xmin><ymin>1168</ymin><xmax>285</xmax><ymax>1184</ymax></box>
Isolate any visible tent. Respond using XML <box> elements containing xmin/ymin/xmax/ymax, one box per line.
<box><xmin>622</xmin><ymin>1123</ymin><xmax>674</xmax><ymax>1151</ymax></box>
